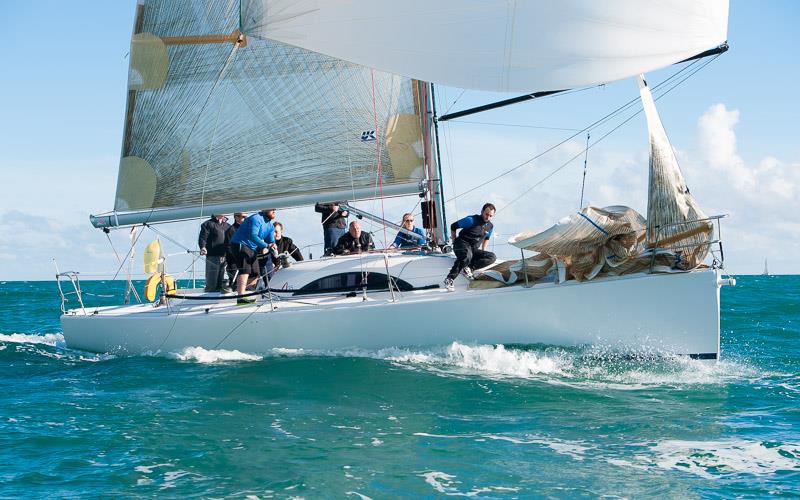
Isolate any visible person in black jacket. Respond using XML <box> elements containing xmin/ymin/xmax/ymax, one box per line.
<box><xmin>443</xmin><ymin>203</ymin><xmax>497</xmax><ymax>291</ymax></box>
<box><xmin>224</xmin><ymin>212</ymin><xmax>246</xmax><ymax>291</ymax></box>
<box><xmin>272</xmin><ymin>222</ymin><xmax>304</xmax><ymax>267</ymax></box>
<box><xmin>198</xmin><ymin>214</ymin><xmax>231</xmax><ymax>292</ymax></box>
<box><xmin>334</xmin><ymin>220</ymin><xmax>375</xmax><ymax>255</ymax></box>
<box><xmin>315</xmin><ymin>202</ymin><xmax>348</xmax><ymax>255</ymax></box>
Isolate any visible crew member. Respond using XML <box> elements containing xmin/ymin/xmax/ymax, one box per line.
<box><xmin>333</xmin><ymin>220</ymin><xmax>375</xmax><ymax>255</ymax></box>
<box><xmin>224</xmin><ymin>212</ymin><xmax>246</xmax><ymax>292</ymax></box>
<box><xmin>230</xmin><ymin>209</ymin><xmax>277</xmax><ymax>304</ymax></box>
<box><xmin>443</xmin><ymin>203</ymin><xmax>497</xmax><ymax>291</ymax></box>
<box><xmin>315</xmin><ymin>202</ymin><xmax>349</xmax><ymax>255</ymax></box>
<box><xmin>198</xmin><ymin>214</ymin><xmax>230</xmax><ymax>293</ymax></box>
<box><xmin>391</xmin><ymin>213</ymin><xmax>426</xmax><ymax>248</ymax></box>
<box><xmin>272</xmin><ymin>222</ymin><xmax>304</xmax><ymax>268</ymax></box>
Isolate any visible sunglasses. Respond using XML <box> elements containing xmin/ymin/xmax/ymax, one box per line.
<box><xmin>403</xmin><ymin>219</ymin><xmax>413</xmax><ymax>223</ymax></box>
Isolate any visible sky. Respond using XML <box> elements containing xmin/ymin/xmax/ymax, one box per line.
<box><xmin>0</xmin><ymin>0</ymin><xmax>798</xmax><ymax>280</ymax></box>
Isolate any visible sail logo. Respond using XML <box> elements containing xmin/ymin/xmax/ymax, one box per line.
<box><xmin>360</xmin><ymin>131</ymin><xmax>376</xmax><ymax>141</ymax></box>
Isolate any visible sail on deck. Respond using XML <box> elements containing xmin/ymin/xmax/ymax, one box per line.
<box><xmin>93</xmin><ymin>0</ymin><xmax>429</xmax><ymax>228</ymax></box>
<box><xmin>639</xmin><ymin>76</ymin><xmax>712</xmax><ymax>268</ymax></box>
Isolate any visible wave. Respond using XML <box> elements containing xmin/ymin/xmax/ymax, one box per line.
<box><xmin>0</xmin><ymin>332</ymin><xmax>65</xmax><ymax>347</ymax></box>
<box><xmin>170</xmin><ymin>346</ymin><xmax>263</xmax><ymax>364</ymax></box>
<box><xmin>637</xmin><ymin>439</ymin><xmax>800</xmax><ymax>478</ymax></box>
<box><xmin>322</xmin><ymin>342</ymin><xmax>757</xmax><ymax>389</ymax></box>
<box><xmin>159</xmin><ymin>341</ymin><xmax>759</xmax><ymax>388</ymax></box>
<box><xmin>419</xmin><ymin>470</ymin><xmax>520</xmax><ymax>497</ymax></box>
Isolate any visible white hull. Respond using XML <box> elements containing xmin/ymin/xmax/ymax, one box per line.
<box><xmin>61</xmin><ymin>254</ymin><xmax>725</xmax><ymax>358</ymax></box>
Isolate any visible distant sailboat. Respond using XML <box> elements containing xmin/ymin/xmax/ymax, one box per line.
<box><xmin>763</xmin><ymin>259</ymin><xmax>770</xmax><ymax>276</ymax></box>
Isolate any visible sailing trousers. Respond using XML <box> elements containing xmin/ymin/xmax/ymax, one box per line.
<box><xmin>323</xmin><ymin>226</ymin><xmax>347</xmax><ymax>255</ymax></box>
<box><xmin>446</xmin><ymin>238</ymin><xmax>496</xmax><ymax>280</ymax></box>
<box><xmin>204</xmin><ymin>255</ymin><xmax>227</xmax><ymax>292</ymax></box>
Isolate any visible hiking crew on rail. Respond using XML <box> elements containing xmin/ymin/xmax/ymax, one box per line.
<box><xmin>443</xmin><ymin>203</ymin><xmax>497</xmax><ymax>291</ymax></box>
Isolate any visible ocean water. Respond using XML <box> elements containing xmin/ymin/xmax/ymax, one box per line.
<box><xmin>1</xmin><ymin>276</ymin><xmax>798</xmax><ymax>498</ymax></box>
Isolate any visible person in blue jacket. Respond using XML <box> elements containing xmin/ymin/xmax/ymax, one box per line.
<box><xmin>443</xmin><ymin>203</ymin><xmax>497</xmax><ymax>291</ymax></box>
<box><xmin>391</xmin><ymin>213</ymin><xmax>426</xmax><ymax>249</ymax></box>
<box><xmin>230</xmin><ymin>209</ymin><xmax>277</xmax><ymax>304</ymax></box>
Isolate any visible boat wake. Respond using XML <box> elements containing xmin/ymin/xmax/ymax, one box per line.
<box><xmin>345</xmin><ymin>342</ymin><xmax>757</xmax><ymax>389</ymax></box>
<box><xmin>0</xmin><ymin>334</ymin><xmax>765</xmax><ymax>390</ymax></box>
<box><xmin>0</xmin><ymin>332</ymin><xmax>65</xmax><ymax>347</ymax></box>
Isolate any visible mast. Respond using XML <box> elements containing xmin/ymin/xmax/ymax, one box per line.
<box><xmin>428</xmin><ymin>82</ymin><xmax>448</xmax><ymax>245</ymax></box>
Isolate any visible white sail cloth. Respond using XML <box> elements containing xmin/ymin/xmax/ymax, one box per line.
<box><xmin>241</xmin><ymin>0</ymin><xmax>729</xmax><ymax>92</ymax></box>
<box><xmin>94</xmin><ymin>0</ymin><xmax>431</xmax><ymax>228</ymax></box>
<box><xmin>639</xmin><ymin>75</ymin><xmax>712</xmax><ymax>268</ymax></box>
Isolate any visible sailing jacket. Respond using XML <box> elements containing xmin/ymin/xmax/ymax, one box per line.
<box><xmin>393</xmin><ymin>227</ymin><xmax>426</xmax><ymax>248</ymax></box>
<box><xmin>334</xmin><ymin>232</ymin><xmax>375</xmax><ymax>254</ymax></box>
<box><xmin>198</xmin><ymin>217</ymin><xmax>231</xmax><ymax>256</ymax></box>
<box><xmin>275</xmin><ymin>236</ymin><xmax>304</xmax><ymax>262</ymax></box>
<box><xmin>231</xmin><ymin>212</ymin><xmax>275</xmax><ymax>250</ymax></box>
<box><xmin>452</xmin><ymin>215</ymin><xmax>494</xmax><ymax>247</ymax></box>
<box><xmin>315</xmin><ymin>202</ymin><xmax>348</xmax><ymax>229</ymax></box>
<box><xmin>225</xmin><ymin>222</ymin><xmax>240</xmax><ymax>248</ymax></box>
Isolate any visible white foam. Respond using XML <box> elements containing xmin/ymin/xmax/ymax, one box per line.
<box><xmin>346</xmin><ymin>492</ymin><xmax>372</xmax><ymax>500</ymax></box>
<box><xmin>414</xmin><ymin>432</ymin><xmax>590</xmax><ymax>460</ymax></box>
<box><xmin>172</xmin><ymin>346</ymin><xmax>262</xmax><ymax>363</ymax></box>
<box><xmin>271</xmin><ymin>347</ymin><xmax>305</xmax><ymax>356</ymax></box>
<box><xmin>418</xmin><ymin>471</ymin><xmax>515</xmax><ymax>497</ymax></box>
<box><xmin>135</xmin><ymin>463</ymin><xmax>174</xmax><ymax>474</ymax></box>
<box><xmin>652</xmin><ymin>439</ymin><xmax>800</xmax><ymax>478</ymax></box>
<box><xmin>382</xmin><ymin>342</ymin><xmax>567</xmax><ymax>379</ymax></box>
<box><xmin>0</xmin><ymin>332</ymin><xmax>65</xmax><ymax>347</ymax></box>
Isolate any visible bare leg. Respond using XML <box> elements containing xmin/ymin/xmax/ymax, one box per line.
<box><xmin>237</xmin><ymin>274</ymin><xmax>249</xmax><ymax>296</ymax></box>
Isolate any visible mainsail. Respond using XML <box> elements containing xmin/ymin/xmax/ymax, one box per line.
<box><xmin>93</xmin><ymin>0</ymin><xmax>429</xmax><ymax>228</ymax></box>
<box><xmin>241</xmin><ymin>0</ymin><xmax>729</xmax><ymax>93</ymax></box>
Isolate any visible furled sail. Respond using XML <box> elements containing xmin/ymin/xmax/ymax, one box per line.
<box><xmin>93</xmin><ymin>0</ymin><xmax>429</xmax><ymax>228</ymax></box>
<box><xmin>241</xmin><ymin>0</ymin><xmax>729</xmax><ymax>93</ymax></box>
<box><xmin>639</xmin><ymin>75</ymin><xmax>712</xmax><ymax>268</ymax></box>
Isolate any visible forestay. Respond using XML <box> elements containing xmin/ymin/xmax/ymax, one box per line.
<box><xmin>94</xmin><ymin>0</ymin><xmax>429</xmax><ymax>228</ymax></box>
<box><xmin>241</xmin><ymin>0</ymin><xmax>729</xmax><ymax>93</ymax></box>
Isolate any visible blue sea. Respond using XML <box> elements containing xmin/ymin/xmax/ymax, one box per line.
<box><xmin>1</xmin><ymin>276</ymin><xmax>798</xmax><ymax>497</ymax></box>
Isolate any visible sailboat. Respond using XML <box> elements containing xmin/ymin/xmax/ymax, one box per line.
<box><xmin>60</xmin><ymin>0</ymin><xmax>736</xmax><ymax>359</ymax></box>
<box><xmin>763</xmin><ymin>259</ymin><xmax>770</xmax><ymax>276</ymax></box>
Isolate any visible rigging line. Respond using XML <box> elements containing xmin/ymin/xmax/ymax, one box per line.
<box><xmin>498</xmin><ymin>54</ymin><xmax>720</xmax><ymax>214</ymax></box>
<box><xmin>144</xmin><ymin>223</ymin><xmax>193</xmax><ymax>252</ymax></box>
<box><xmin>370</xmin><ymin>69</ymin><xmax>389</xmax><ymax>251</ymax></box>
<box><xmin>110</xmin><ymin>225</ymin><xmax>146</xmax><ymax>281</ymax></box>
<box><xmin>105</xmin><ymin>231</ymin><xmax>125</xmax><ymax>268</ymax></box>
<box><xmin>440</xmin><ymin>116</ymin><xmax>459</xmax><ymax>218</ymax></box>
<box><xmin>198</xmin><ymin>70</ymin><xmax>234</xmax><ymax>219</ymax></box>
<box><xmin>446</xmin><ymin>58</ymin><xmax>705</xmax><ymax>203</ymax></box>
<box><xmin>579</xmin><ymin>132</ymin><xmax>591</xmax><ymax>209</ymax></box>
<box><xmin>443</xmin><ymin>89</ymin><xmax>467</xmax><ymax>115</ymax></box>
<box><xmin>448</xmin><ymin>120</ymin><xmax>583</xmax><ymax>132</ymax></box>
<box><xmin>213</xmin><ymin>299</ymin><xmax>271</xmax><ymax>349</ymax></box>
<box><xmin>105</xmin><ymin>230</ymin><xmax>142</xmax><ymax>304</ymax></box>
<box><xmin>128</xmin><ymin>40</ymin><xmax>242</xmax><ymax>232</ymax></box>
